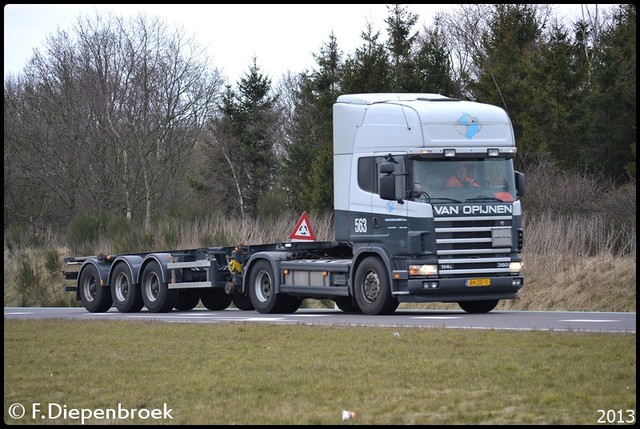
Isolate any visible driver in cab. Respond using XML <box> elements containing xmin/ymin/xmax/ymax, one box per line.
<box><xmin>446</xmin><ymin>163</ymin><xmax>479</xmax><ymax>188</ymax></box>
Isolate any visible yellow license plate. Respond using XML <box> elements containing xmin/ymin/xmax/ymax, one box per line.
<box><xmin>466</xmin><ymin>278</ymin><xmax>491</xmax><ymax>287</ymax></box>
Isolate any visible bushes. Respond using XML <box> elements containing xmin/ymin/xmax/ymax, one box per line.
<box><xmin>67</xmin><ymin>212</ymin><xmax>155</xmax><ymax>255</ymax></box>
<box><xmin>522</xmin><ymin>159</ymin><xmax>636</xmax><ymax>257</ymax></box>
<box><xmin>66</xmin><ymin>213</ymin><xmax>109</xmax><ymax>256</ymax></box>
<box><xmin>7</xmin><ymin>249</ymin><xmax>77</xmax><ymax>307</ymax></box>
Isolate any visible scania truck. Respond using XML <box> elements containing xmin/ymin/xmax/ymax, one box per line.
<box><xmin>64</xmin><ymin>93</ymin><xmax>525</xmax><ymax>315</ymax></box>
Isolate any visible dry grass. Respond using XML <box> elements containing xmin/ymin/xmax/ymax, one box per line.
<box><xmin>508</xmin><ymin>252</ymin><xmax>636</xmax><ymax>312</ymax></box>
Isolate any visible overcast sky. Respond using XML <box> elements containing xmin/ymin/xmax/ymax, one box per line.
<box><xmin>4</xmin><ymin>4</ymin><xmax>604</xmax><ymax>83</ymax></box>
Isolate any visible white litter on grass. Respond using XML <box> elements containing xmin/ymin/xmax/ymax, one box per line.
<box><xmin>342</xmin><ymin>410</ymin><xmax>356</xmax><ymax>421</ymax></box>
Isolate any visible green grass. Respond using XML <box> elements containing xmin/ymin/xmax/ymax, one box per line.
<box><xmin>4</xmin><ymin>319</ymin><xmax>636</xmax><ymax>425</ymax></box>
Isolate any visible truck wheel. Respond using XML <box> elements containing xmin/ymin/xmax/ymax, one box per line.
<box><xmin>458</xmin><ymin>300</ymin><xmax>499</xmax><ymax>314</ymax></box>
<box><xmin>199</xmin><ymin>288</ymin><xmax>232</xmax><ymax>310</ymax></box>
<box><xmin>141</xmin><ymin>261</ymin><xmax>176</xmax><ymax>313</ymax></box>
<box><xmin>174</xmin><ymin>290</ymin><xmax>200</xmax><ymax>311</ymax></box>
<box><xmin>334</xmin><ymin>297</ymin><xmax>362</xmax><ymax>313</ymax></box>
<box><xmin>111</xmin><ymin>263</ymin><xmax>143</xmax><ymax>313</ymax></box>
<box><xmin>354</xmin><ymin>256</ymin><xmax>399</xmax><ymax>315</ymax></box>
<box><xmin>79</xmin><ymin>264</ymin><xmax>112</xmax><ymax>313</ymax></box>
<box><xmin>248</xmin><ymin>259</ymin><xmax>288</xmax><ymax>313</ymax></box>
<box><xmin>231</xmin><ymin>292</ymin><xmax>254</xmax><ymax>311</ymax></box>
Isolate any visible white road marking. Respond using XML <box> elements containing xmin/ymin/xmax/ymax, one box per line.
<box><xmin>123</xmin><ymin>314</ymin><xmax>287</xmax><ymax>322</ymax></box>
<box><xmin>290</xmin><ymin>314</ymin><xmax>332</xmax><ymax>317</ymax></box>
<box><xmin>245</xmin><ymin>317</ymin><xmax>286</xmax><ymax>321</ymax></box>
<box><xmin>412</xmin><ymin>316</ymin><xmax>464</xmax><ymax>320</ymax></box>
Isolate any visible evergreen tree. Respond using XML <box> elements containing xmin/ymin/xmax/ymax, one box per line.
<box><xmin>584</xmin><ymin>4</ymin><xmax>636</xmax><ymax>181</ymax></box>
<box><xmin>341</xmin><ymin>22</ymin><xmax>392</xmax><ymax>93</ymax></box>
<box><xmin>200</xmin><ymin>59</ymin><xmax>280</xmax><ymax>219</ymax></box>
<box><xmin>233</xmin><ymin>58</ymin><xmax>280</xmax><ymax>217</ymax></box>
<box><xmin>469</xmin><ymin>4</ymin><xmax>544</xmax><ymax>168</ymax></box>
<box><xmin>197</xmin><ymin>85</ymin><xmax>247</xmax><ymax>218</ymax></box>
<box><xmin>281</xmin><ymin>73</ymin><xmax>326</xmax><ymax>213</ymax></box>
<box><xmin>283</xmin><ymin>33</ymin><xmax>343</xmax><ymax>213</ymax></box>
<box><xmin>384</xmin><ymin>3</ymin><xmax>419</xmax><ymax>92</ymax></box>
<box><xmin>413</xmin><ymin>22</ymin><xmax>460</xmax><ymax>96</ymax></box>
<box><xmin>522</xmin><ymin>20</ymin><xmax>583</xmax><ymax>172</ymax></box>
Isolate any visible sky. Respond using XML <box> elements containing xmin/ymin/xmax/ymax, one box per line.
<box><xmin>4</xmin><ymin>4</ymin><xmax>605</xmax><ymax>83</ymax></box>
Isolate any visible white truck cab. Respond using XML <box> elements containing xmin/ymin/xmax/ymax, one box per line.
<box><xmin>332</xmin><ymin>93</ymin><xmax>525</xmax><ymax>313</ymax></box>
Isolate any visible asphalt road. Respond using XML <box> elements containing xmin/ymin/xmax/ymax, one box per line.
<box><xmin>4</xmin><ymin>307</ymin><xmax>636</xmax><ymax>333</ymax></box>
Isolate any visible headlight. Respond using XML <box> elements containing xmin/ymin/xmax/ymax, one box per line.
<box><xmin>509</xmin><ymin>262</ymin><xmax>522</xmax><ymax>273</ymax></box>
<box><xmin>409</xmin><ymin>264</ymin><xmax>438</xmax><ymax>276</ymax></box>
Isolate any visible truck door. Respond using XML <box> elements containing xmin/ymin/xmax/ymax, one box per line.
<box><xmin>368</xmin><ymin>154</ymin><xmax>408</xmax><ymax>246</ymax></box>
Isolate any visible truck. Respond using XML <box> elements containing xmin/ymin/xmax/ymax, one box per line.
<box><xmin>63</xmin><ymin>93</ymin><xmax>525</xmax><ymax>315</ymax></box>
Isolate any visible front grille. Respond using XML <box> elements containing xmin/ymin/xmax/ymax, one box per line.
<box><xmin>434</xmin><ymin>215</ymin><xmax>513</xmax><ymax>276</ymax></box>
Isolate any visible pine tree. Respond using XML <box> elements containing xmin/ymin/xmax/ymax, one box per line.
<box><xmin>384</xmin><ymin>3</ymin><xmax>419</xmax><ymax>92</ymax></box>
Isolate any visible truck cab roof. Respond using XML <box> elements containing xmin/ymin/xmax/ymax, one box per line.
<box><xmin>333</xmin><ymin>93</ymin><xmax>514</xmax><ymax>155</ymax></box>
<box><xmin>336</xmin><ymin>93</ymin><xmax>451</xmax><ymax>104</ymax></box>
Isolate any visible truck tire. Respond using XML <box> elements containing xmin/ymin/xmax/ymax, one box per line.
<box><xmin>79</xmin><ymin>264</ymin><xmax>112</xmax><ymax>313</ymax></box>
<box><xmin>174</xmin><ymin>290</ymin><xmax>200</xmax><ymax>311</ymax></box>
<box><xmin>354</xmin><ymin>256</ymin><xmax>399</xmax><ymax>315</ymax></box>
<box><xmin>231</xmin><ymin>292</ymin><xmax>254</xmax><ymax>311</ymax></box>
<box><xmin>140</xmin><ymin>261</ymin><xmax>176</xmax><ymax>313</ymax></box>
<box><xmin>111</xmin><ymin>263</ymin><xmax>143</xmax><ymax>313</ymax></box>
<box><xmin>199</xmin><ymin>288</ymin><xmax>232</xmax><ymax>310</ymax></box>
<box><xmin>248</xmin><ymin>259</ymin><xmax>289</xmax><ymax>313</ymax></box>
<box><xmin>334</xmin><ymin>297</ymin><xmax>362</xmax><ymax>313</ymax></box>
<box><xmin>458</xmin><ymin>300</ymin><xmax>499</xmax><ymax>314</ymax></box>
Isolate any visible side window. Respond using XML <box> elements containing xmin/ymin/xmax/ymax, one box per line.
<box><xmin>357</xmin><ymin>157</ymin><xmax>376</xmax><ymax>193</ymax></box>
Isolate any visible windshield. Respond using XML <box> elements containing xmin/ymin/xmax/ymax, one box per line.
<box><xmin>409</xmin><ymin>158</ymin><xmax>517</xmax><ymax>203</ymax></box>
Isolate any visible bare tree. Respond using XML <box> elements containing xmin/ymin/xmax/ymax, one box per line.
<box><xmin>75</xmin><ymin>12</ymin><xmax>223</xmax><ymax>229</ymax></box>
<box><xmin>4</xmin><ymin>11</ymin><xmax>223</xmax><ymax>231</ymax></box>
<box><xmin>433</xmin><ymin>4</ymin><xmax>492</xmax><ymax>99</ymax></box>
<box><xmin>203</xmin><ymin>116</ymin><xmax>247</xmax><ymax>219</ymax></box>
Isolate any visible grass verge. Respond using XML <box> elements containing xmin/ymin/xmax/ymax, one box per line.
<box><xmin>3</xmin><ymin>319</ymin><xmax>636</xmax><ymax>425</ymax></box>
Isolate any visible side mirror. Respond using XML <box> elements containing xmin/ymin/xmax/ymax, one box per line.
<box><xmin>515</xmin><ymin>171</ymin><xmax>525</xmax><ymax>197</ymax></box>
<box><xmin>379</xmin><ymin>175</ymin><xmax>397</xmax><ymax>200</ymax></box>
<box><xmin>379</xmin><ymin>162</ymin><xmax>395</xmax><ymax>175</ymax></box>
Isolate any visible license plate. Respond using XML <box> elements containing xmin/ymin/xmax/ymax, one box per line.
<box><xmin>466</xmin><ymin>278</ymin><xmax>491</xmax><ymax>287</ymax></box>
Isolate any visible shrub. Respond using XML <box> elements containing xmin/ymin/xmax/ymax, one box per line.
<box><xmin>14</xmin><ymin>257</ymin><xmax>41</xmax><ymax>307</ymax></box>
<box><xmin>44</xmin><ymin>248</ymin><xmax>61</xmax><ymax>275</ymax></box>
<box><xmin>67</xmin><ymin>213</ymin><xmax>108</xmax><ymax>255</ymax></box>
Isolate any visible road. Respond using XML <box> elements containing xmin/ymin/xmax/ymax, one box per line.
<box><xmin>4</xmin><ymin>307</ymin><xmax>636</xmax><ymax>333</ymax></box>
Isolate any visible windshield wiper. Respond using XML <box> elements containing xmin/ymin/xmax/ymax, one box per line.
<box><xmin>429</xmin><ymin>197</ymin><xmax>463</xmax><ymax>203</ymax></box>
<box><xmin>465</xmin><ymin>196</ymin><xmax>504</xmax><ymax>202</ymax></box>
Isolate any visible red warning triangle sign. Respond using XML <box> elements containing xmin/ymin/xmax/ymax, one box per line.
<box><xmin>289</xmin><ymin>212</ymin><xmax>316</xmax><ymax>241</ymax></box>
